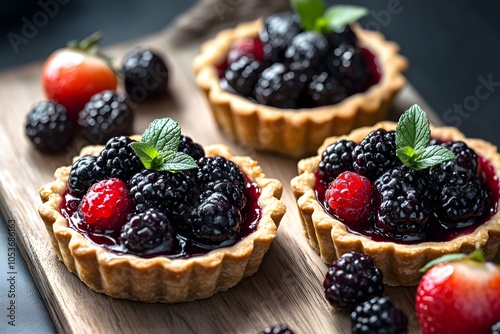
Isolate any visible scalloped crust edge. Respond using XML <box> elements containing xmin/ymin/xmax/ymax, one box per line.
<box><xmin>291</xmin><ymin>122</ymin><xmax>500</xmax><ymax>286</ymax></box>
<box><xmin>39</xmin><ymin>141</ymin><xmax>286</xmax><ymax>303</ymax></box>
<box><xmin>193</xmin><ymin>19</ymin><xmax>408</xmax><ymax>158</ymax></box>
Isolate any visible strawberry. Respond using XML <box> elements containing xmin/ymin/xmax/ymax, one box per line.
<box><xmin>416</xmin><ymin>250</ymin><xmax>500</xmax><ymax>334</ymax></box>
<box><xmin>42</xmin><ymin>32</ymin><xmax>117</xmax><ymax>122</ymax></box>
<box><xmin>79</xmin><ymin>178</ymin><xmax>132</xmax><ymax>230</ymax></box>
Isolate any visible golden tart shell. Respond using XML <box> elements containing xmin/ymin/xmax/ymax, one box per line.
<box><xmin>291</xmin><ymin>121</ymin><xmax>500</xmax><ymax>286</ymax></box>
<box><xmin>39</xmin><ymin>140</ymin><xmax>286</xmax><ymax>303</ymax></box>
<box><xmin>193</xmin><ymin>19</ymin><xmax>408</xmax><ymax>158</ymax></box>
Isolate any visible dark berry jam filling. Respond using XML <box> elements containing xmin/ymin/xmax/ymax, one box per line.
<box><xmin>61</xmin><ymin>179</ymin><xmax>262</xmax><ymax>259</ymax></box>
<box><xmin>315</xmin><ymin>153</ymin><xmax>500</xmax><ymax>244</ymax></box>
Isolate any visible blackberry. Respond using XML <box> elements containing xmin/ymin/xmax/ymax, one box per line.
<box><xmin>351</xmin><ymin>296</ymin><xmax>408</xmax><ymax>334</ymax></box>
<box><xmin>327</xmin><ymin>25</ymin><xmax>358</xmax><ymax>48</ymax></box>
<box><xmin>327</xmin><ymin>44</ymin><xmax>368</xmax><ymax>94</ymax></box>
<box><xmin>259</xmin><ymin>324</ymin><xmax>295</xmax><ymax>334</ymax></box>
<box><xmin>178</xmin><ymin>135</ymin><xmax>205</xmax><ymax>160</ymax></box>
<box><xmin>121</xmin><ymin>48</ymin><xmax>169</xmax><ymax>102</ymax></box>
<box><xmin>25</xmin><ymin>101</ymin><xmax>74</xmax><ymax>153</ymax></box>
<box><xmin>308</xmin><ymin>71</ymin><xmax>348</xmax><ymax>107</ymax></box>
<box><xmin>188</xmin><ymin>192</ymin><xmax>242</xmax><ymax>244</ymax></box>
<box><xmin>78</xmin><ymin>90</ymin><xmax>133</xmax><ymax>145</ymax></box>
<box><xmin>437</xmin><ymin>172</ymin><xmax>488</xmax><ymax>228</ymax></box>
<box><xmin>120</xmin><ymin>209</ymin><xmax>176</xmax><ymax>253</ymax></box>
<box><xmin>318</xmin><ymin>139</ymin><xmax>356</xmax><ymax>184</ymax></box>
<box><xmin>374</xmin><ymin>166</ymin><xmax>432</xmax><ymax>236</ymax></box>
<box><xmin>428</xmin><ymin>141</ymin><xmax>478</xmax><ymax>186</ymax></box>
<box><xmin>285</xmin><ymin>31</ymin><xmax>329</xmax><ymax>80</ymax></box>
<box><xmin>95</xmin><ymin>136</ymin><xmax>143</xmax><ymax>180</ymax></box>
<box><xmin>223</xmin><ymin>56</ymin><xmax>265</xmax><ymax>97</ymax></box>
<box><xmin>491</xmin><ymin>321</ymin><xmax>500</xmax><ymax>334</ymax></box>
<box><xmin>197</xmin><ymin>156</ymin><xmax>247</xmax><ymax>191</ymax></box>
<box><xmin>259</xmin><ymin>11</ymin><xmax>302</xmax><ymax>63</ymax></box>
<box><xmin>254</xmin><ymin>63</ymin><xmax>307</xmax><ymax>109</ymax></box>
<box><xmin>200</xmin><ymin>180</ymin><xmax>246</xmax><ymax>210</ymax></box>
<box><xmin>68</xmin><ymin>155</ymin><xmax>99</xmax><ymax>197</ymax></box>
<box><xmin>323</xmin><ymin>252</ymin><xmax>384</xmax><ymax>310</ymax></box>
<box><xmin>128</xmin><ymin>169</ymin><xmax>195</xmax><ymax>224</ymax></box>
<box><xmin>352</xmin><ymin>129</ymin><xmax>399</xmax><ymax>180</ymax></box>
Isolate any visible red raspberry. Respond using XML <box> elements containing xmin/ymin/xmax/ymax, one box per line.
<box><xmin>325</xmin><ymin>171</ymin><xmax>373</xmax><ymax>222</ymax></box>
<box><xmin>80</xmin><ymin>178</ymin><xmax>132</xmax><ymax>230</ymax></box>
<box><xmin>227</xmin><ymin>37</ymin><xmax>264</xmax><ymax>64</ymax></box>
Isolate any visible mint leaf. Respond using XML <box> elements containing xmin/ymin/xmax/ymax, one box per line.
<box><xmin>157</xmin><ymin>151</ymin><xmax>197</xmax><ymax>172</ymax></box>
<box><xmin>396</xmin><ymin>104</ymin><xmax>431</xmax><ymax>152</ymax></box>
<box><xmin>396</xmin><ymin>146</ymin><xmax>417</xmax><ymax>167</ymax></box>
<box><xmin>130</xmin><ymin>142</ymin><xmax>160</xmax><ymax>170</ymax></box>
<box><xmin>141</xmin><ymin>118</ymin><xmax>181</xmax><ymax>153</ymax></box>
<box><xmin>411</xmin><ymin>145</ymin><xmax>456</xmax><ymax>170</ymax></box>
<box><xmin>291</xmin><ymin>0</ymin><xmax>325</xmax><ymax>31</ymax></box>
<box><xmin>324</xmin><ymin>5</ymin><xmax>368</xmax><ymax>33</ymax></box>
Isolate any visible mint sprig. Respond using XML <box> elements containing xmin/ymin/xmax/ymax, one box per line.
<box><xmin>396</xmin><ymin>105</ymin><xmax>455</xmax><ymax>170</ymax></box>
<box><xmin>131</xmin><ymin>118</ymin><xmax>197</xmax><ymax>172</ymax></box>
<box><xmin>291</xmin><ymin>0</ymin><xmax>368</xmax><ymax>33</ymax></box>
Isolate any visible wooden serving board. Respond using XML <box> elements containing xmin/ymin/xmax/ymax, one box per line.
<box><xmin>0</xmin><ymin>15</ymin><xmax>457</xmax><ymax>334</ymax></box>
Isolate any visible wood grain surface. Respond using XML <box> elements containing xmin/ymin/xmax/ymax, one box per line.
<box><xmin>0</xmin><ymin>15</ymin><xmax>472</xmax><ymax>334</ymax></box>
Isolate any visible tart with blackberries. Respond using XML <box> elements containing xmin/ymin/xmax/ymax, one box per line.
<box><xmin>193</xmin><ymin>0</ymin><xmax>407</xmax><ymax>158</ymax></box>
<box><xmin>39</xmin><ymin>118</ymin><xmax>286</xmax><ymax>302</ymax></box>
<box><xmin>291</xmin><ymin>105</ymin><xmax>500</xmax><ymax>286</ymax></box>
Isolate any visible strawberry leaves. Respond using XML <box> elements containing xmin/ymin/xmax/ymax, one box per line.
<box><xmin>396</xmin><ymin>104</ymin><xmax>455</xmax><ymax>170</ymax></box>
<box><xmin>131</xmin><ymin>118</ymin><xmax>197</xmax><ymax>172</ymax></box>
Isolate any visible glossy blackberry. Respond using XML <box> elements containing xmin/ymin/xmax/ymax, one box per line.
<box><xmin>128</xmin><ymin>169</ymin><xmax>195</xmax><ymax>224</ymax></box>
<box><xmin>323</xmin><ymin>252</ymin><xmax>384</xmax><ymax>310</ymax></box>
<box><xmin>254</xmin><ymin>63</ymin><xmax>307</xmax><ymax>109</ymax></box>
<box><xmin>374</xmin><ymin>166</ymin><xmax>432</xmax><ymax>236</ymax></box>
<box><xmin>224</xmin><ymin>56</ymin><xmax>265</xmax><ymax>97</ymax></box>
<box><xmin>259</xmin><ymin>11</ymin><xmax>302</xmax><ymax>63</ymax></box>
<box><xmin>201</xmin><ymin>180</ymin><xmax>246</xmax><ymax>210</ymax></box>
<box><xmin>259</xmin><ymin>324</ymin><xmax>295</xmax><ymax>334</ymax></box>
<box><xmin>491</xmin><ymin>321</ymin><xmax>500</xmax><ymax>334</ymax></box>
<box><xmin>437</xmin><ymin>172</ymin><xmax>488</xmax><ymax>228</ymax></box>
<box><xmin>285</xmin><ymin>31</ymin><xmax>329</xmax><ymax>79</ymax></box>
<box><xmin>308</xmin><ymin>71</ymin><xmax>348</xmax><ymax>107</ymax></box>
<box><xmin>327</xmin><ymin>25</ymin><xmax>358</xmax><ymax>48</ymax></box>
<box><xmin>25</xmin><ymin>101</ymin><xmax>74</xmax><ymax>153</ymax></box>
<box><xmin>327</xmin><ymin>44</ymin><xmax>368</xmax><ymax>94</ymax></box>
<box><xmin>120</xmin><ymin>209</ymin><xmax>176</xmax><ymax>253</ymax></box>
<box><xmin>178</xmin><ymin>135</ymin><xmax>205</xmax><ymax>160</ymax></box>
<box><xmin>351</xmin><ymin>296</ymin><xmax>408</xmax><ymax>334</ymax></box>
<box><xmin>188</xmin><ymin>192</ymin><xmax>242</xmax><ymax>244</ymax></box>
<box><xmin>352</xmin><ymin>129</ymin><xmax>399</xmax><ymax>180</ymax></box>
<box><xmin>68</xmin><ymin>155</ymin><xmax>99</xmax><ymax>197</ymax></box>
<box><xmin>95</xmin><ymin>136</ymin><xmax>143</xmax><ymax>180</ymax></box>
<box><xmin>428</xmin><ymin>141</ymin><xmax>478</xmax><ymax>186</ymax></box>
<box><xmin>318</xmin><ymin>139</ymin><xmax>356</xmax><ymax>184</ymax></box>
<box><xmin>197</xmin><ymin>156</ymin><xmax>247</xmax><ymax>191</ymax></box>
<box><xmin>121</xmin><ymin>47</ymin><xmax>169</xmax><ymax>102</ymax></box>
<box><xmin>78</xmin><ymin>90</ymin><xmax>133</xmax><ymax>145</ymax></box>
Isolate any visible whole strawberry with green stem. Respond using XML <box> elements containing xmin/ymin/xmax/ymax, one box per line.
<box><xmin>416</xmin><ymin>250</ymin><xmax>500</xmax><ymax>334</ymax></box>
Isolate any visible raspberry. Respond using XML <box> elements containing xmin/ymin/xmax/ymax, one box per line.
<box><xmin>78</xmin><ymin>90</ymin><xmax>133</xmax><ymax>145</ymax></box>
<box><xmin>197</xmin><ymin>156</ymin><xmax>247</xmax><ymax>191</ymax></box>
<box><xmin>227</xmin><ymin>37</ymin><xmax>264</xmax><ymax>64</ymax></box>
<box><xmin>121</xmin><ymin>47</ymin><xmax>169</xmax><ymax>102</ymax></box>
<box><xmin>200</xmin><ymin>180</ymin><xmax>246</xmax><ymax>210</ymax></box>
<box><xmin>178</xmin><ymin>135</ymin><xmax>205</xmax><ymax>161</ymax></box>
<box><xmin>285</xmin><ymin>31</ymin><xmax>329</xmax><ymax>80</ymax></box>
<box><xmin>120</xmin><ymin>209</ymin><xmax>176</xmax><ymax>254</ymax></box>
<box><xmin>318</xmin><ymin>139</ymin><xmax>356</xmax><ymax>184</ymax></box>
<box><xmin>188</xmin><ymin>192</ymin><xmax>242</xmax><ymax>244</ymax></box>
<box><xmin>25</xmin><ymin>101</ymin><xmax>74</xmax><ymax>153</ymax></box>
<box><xmin>351</xmin><ymin>296</ymin><xmax>408</xmax><ymax>334</ymax></box>
<box><xmin>327</xmin><ymin>44</ymin><xmax>368</xmax><ymax>95</ymax></box>
<box><xmin>128</xmin><ymin>169</ymin><xmax>194</xmax><ymax>224</ymax></box>
<box><xmin>437</xmin><ymin>172</ymin><xmax>488</xmax><ymax>228</ymax></box>
<box><xmin>352</xmin><ymin>129</ymin><xmax>399</xmax><ymax>180</ymax></box>
<box><xmin>254</xmin><ymin>63</ymin><xmax>306</xmax><ymax>109</ymax></box>
<box><xmin>259</xmin><ymin>324</ymin><xmax>295</xmax><ymax>334</ymax></box>
<box><xmin>428</xmin><ymin>141</ymin><xmax>479</xmax><ymax>186</ymax></box>
<box><xmin>259</xmin><ymin>11</ymin><xmax>302</xmax><ymax>63</ymax></box>
<box><xmin>79</xmin><ymin>178</ymin><xmax>132</xmax><ymax>230</ymax></box>
<box><xmin>323</xmin><ymin>252</ymin><xmax>384</xmax><ymax>310</ymax></box>
<box><xmin>374</xmin><ymin>166</ymin><xmax>432</xmax><ymax>236</ymax></box>
<box><xmin>224</xmin><ymin>56</ymin><xmax>265</xmax><ymax>98</ymax></box>
<box><xmin>325</xmin><ymin>171</ymin><xmax>373</xmax><ymax>223</ymax></box>
<box><xmin>68</xmin><ymin>155</ymin><xmax>100</xmax><ymax>197</ymax></box>
<box><xmin>95</xmin><ymin>136</ymin><xmax>143</xmax><ymax>181</ymax></box>
<box><xmin>307</xmin><ymin>71</ymin><xmax>348</xmax><ymax>107</ymax></box>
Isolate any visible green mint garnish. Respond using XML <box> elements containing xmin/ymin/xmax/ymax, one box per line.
<box><xmin>396</xmin><ymin>104</ymin><xmax>455</xmax><ymax>170</ymax></box>
<box><xmin>291</xmin><ymin>0</ymin><xmax>368</xmax><ymax>33</ymax></box>
<box><xmin>131</xmin><ymin>118</ymin><xmax>197</xmax><ymax>172</ymax></box>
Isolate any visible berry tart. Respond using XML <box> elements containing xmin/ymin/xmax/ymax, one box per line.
<box><xmin>193</xmin><ymin>0</ymin><xmax>407</xmax><ymax>158</ymax></box>
<box><xmin>291</xmin><ymin>105</ymin><xmax>500</xmax><ymax>286</ymax></box>
<box><xmin>38</xmin><ymin>118</ymin><xmax>286</xmax><ymax>302</ymax></box>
